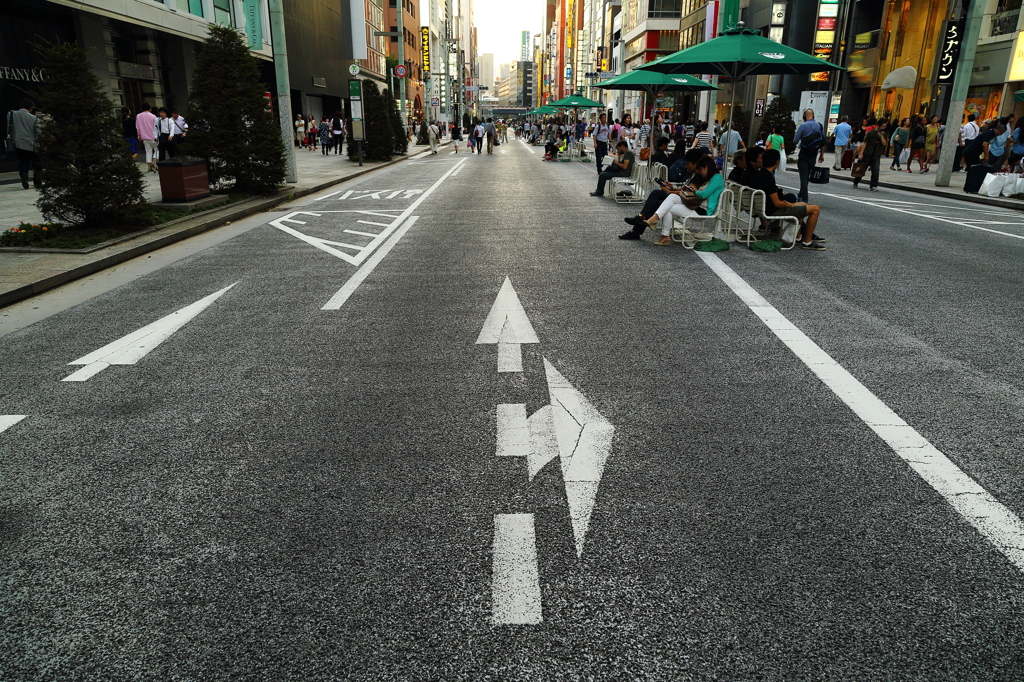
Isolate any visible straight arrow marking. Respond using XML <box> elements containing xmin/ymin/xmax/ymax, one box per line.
<box><xmin>477</xmin><ymin>278</ymin><xmax>539</xmax><ymax>373</ymax></box>
<box><xmin>0</xmin><ymin>415</ymin><xmax>26</xmax><ymax>434</ymax></box>
<box><xmin>62</xmin><ymin>282</ymin><xmax>238</xmax><ymax>382</ymax></box>
<box><xmin>492</xmin><ymin>513</ymin><xmax>542</xmax><ymax>625</ymax></box>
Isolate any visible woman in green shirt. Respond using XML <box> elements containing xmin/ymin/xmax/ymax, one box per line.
<box><xmin>766</xmin><ymin>124</ymin><xmax>786</xmax><ymax>172</ymax></box>
<box><xmin>642</xmin><ymin>156</ymin><xmax>724</xmax><ymax>246</ymax></box>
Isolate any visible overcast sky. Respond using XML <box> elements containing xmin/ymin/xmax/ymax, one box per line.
<box><xmin>471</xmin><ymin>0</ymin><xmax>547</xmax><ymax>66</ymax></box>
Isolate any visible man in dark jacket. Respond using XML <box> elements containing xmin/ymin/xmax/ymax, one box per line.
<box><xmin>855</xmin><ymin>122</ymin><xmax>887</xmax><ymax>191</ymax></box>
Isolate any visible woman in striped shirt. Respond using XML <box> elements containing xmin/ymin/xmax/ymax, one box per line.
<box><xmin>690</xmin><ymin>121</ymin><xmax>715</xmax><ymax>154</ymax></box>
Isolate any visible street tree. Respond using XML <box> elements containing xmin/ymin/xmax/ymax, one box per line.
<box><xmin>182</xmin><ymin>23</ymin><xmax>284</xmax><ymax>194</ymax></box>
<box><xmin>361</xmin><ymin>80</ymin><xmax>394</xmax><ymax>161</ymax></box>
<box><xmin>759</xmin><ymin>95</ymin><xmax>797</xmax><ymax>155</ymax></box>
<box><xmin>382</xmin><ymin>88</ymin><xmax>408</xmax><ymax>154</ymax></box>
<box><xmin>33</xmin><ymin>42</ymin><xmax>147</xmax><ymax>228</ymax></box>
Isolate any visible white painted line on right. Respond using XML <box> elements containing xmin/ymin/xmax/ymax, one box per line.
<box><xmin>518</xmin><ymin>139</ymin><xmax>536</xmax><ymax>154</ymax></box>
<box><xmin>696</xmin><ymin>251</ymin><xmax>1024</xmax><ymax>571</ymax></box>
<box><xmin>492</xmin><ymin>513</ymin><xmax>542</xmax><ymax>625</ymax></box>
<box><xmin>0</xmin><ymin>415</ymin><xmax>26</xmax><ymax>434</ymax></box>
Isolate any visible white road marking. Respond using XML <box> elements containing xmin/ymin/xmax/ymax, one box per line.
<box><xmin>0</xmin><ymin>415</ymin><xmax>26</xmax><ymax>434</ymax></box>
<box><xmin>518</xmin><ymin>139</ymin><xmax>535</xmax><ymax>154</ymax></box>
<box><xmin>477</xmin><ymin>278</ymin><xmax>540</xmax><ymax>373</ymax></box>
<box><xmin>343</xmin><ymin>229</ymin><xmax>379</xmax><ymax>238</ymax></box>
<box><xmin>320</xmin><ymin>158</ymin><xmax>467</xmax><ymax>309</ymax></box>
<box><xmin>320</xmin><ymin>218</ymin><xmax>418</xmax><ymax>309</ymax></box>
<box><xmin>63</xmin><ymin>282</ymin><xmax>238</xmax><ymax>382</ymax></box>
<box><xmin>492</xmin><ymin>513</ymin><xmax>542</xmax><ymax>625</ymax></box>
<box><xmin>543</xmin><ymin>359</ymin><xmax>615</xmax><ymax>559</ymax></box>
<box><xmin>695</xmin><ymin>251</ymin><xmax>1024</xmax><ymax>572</ymax></box>
<box><xmin>314</xmin><ymin>190</ymin><xmax>352</xmax><ymax>202</ymax></box>
<box><xmin>356</xmin><ymin>220</ymin><xmax>391</xmax><ymax>227</ymax></box>
<box><xmin>496</xmin><ymin>404</ymin><xmax>529</xmax><ymax>457</ymax></box>
<box><xmin>811</xmin><ymin>192</ymin><xmax>1024</xmax><ymax>240</ymax></box>
<box><xmin>526</xmin><ymin>405</ymin><xmax>559</xmax><ymax>481</ymax></box>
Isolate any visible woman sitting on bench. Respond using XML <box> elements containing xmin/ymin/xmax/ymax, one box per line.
<box><xmin>639</xmin><ymin>156</ymin><xmax>724</xmax><ymax>246</ymax></box>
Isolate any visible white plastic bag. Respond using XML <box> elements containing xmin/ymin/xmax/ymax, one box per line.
<box><xmin>980</xmin><ymin>173</ymin><xmax>1006</xmax><ymax>198</ymax></box>
<box><xmin>1015</xmin><ymin>177</ymin><xmax>1024</xmax><ymax>195</ymax></box>
<box><xmin>899</xmin><ymin>148</ymin><xmax>910</xmax><ymax>165</ymax></box>
<box><xmin>1003</xmin><ymin>173</ymin><xmax>1021</xmax><ymax>197</ymax></box>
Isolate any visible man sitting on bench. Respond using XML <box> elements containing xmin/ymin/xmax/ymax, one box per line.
<box><xmin>591</xmin><ymin>140</ymin><xmax>635</xmax><ymax>197</ymax></box>
<box><xmin>749</xmin><ymin>149</ymin><xmax>825</xmax><ymax>250</ymax></box>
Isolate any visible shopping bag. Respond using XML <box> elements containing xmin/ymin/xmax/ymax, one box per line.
<box><xmin>899</xmin><ymin>148</ymin><xmax>910</xmax><ymax>165</ymax></box>
<box><xmin>809</xmin><ymin>166</ymin><xmax>830</xmax><ymax>184</ymax></box>
<box><xmin>851</xmin><ymin>160</ymin><xmax>869</xmax><ymax>178</ymax></box>
<box><xmin>1015</xmin><ymin>177</ymin><xmax>1024</xmax><ymax>195</ymax></box>
<box><xmin>1002</xmin><ymin>173</ymin><xmax>1021</xmax><ymax>197</ymax></box>
<box><xmin>980</xmin><ymin>173</ymin><xmax>1005</xmax><ymax>198</ymax></box>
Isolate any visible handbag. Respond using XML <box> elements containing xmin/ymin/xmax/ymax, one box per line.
<box><xmin>682</xmin><ymin>191</ymin><xmax>702</xmax><ymax>209</ymax></box>
<box><xmin>899</xmin><ymin>148</ymin><xmax>910</xmax><ymax>165</ymax></box>
<box><xmin>808</xmin><ymin>166</ymin><xmax>830</xmax><ymax>184</ymax></box>
<box><xmin>639</xmin><ymin>147</ymin><xmax>651</xmax><ymax>161</ymax></box>
<box><xmin>851</xmin><ymin>160</ymin><xmax>869</xmax><ymax>178</ymax></box>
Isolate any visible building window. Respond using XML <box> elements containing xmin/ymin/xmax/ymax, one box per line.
<box><xmin>681</xmin><ymin>0</ymin><xmax>707</xmax><ymax>17</ymax></box>
<box><xmin>187</xmin><ymin>0</ymin><xmax>203</xmax><ymax>17</ymax></box>
<box><xmin>680</xmin><ymin>20</ymin><xmax>704</xmax><ymax>50</ymax></box>
<box><xmin>649</xmin><ymin>0</ymin><xmax>683</xmax><ymax>18</ymax></box>
<box><xmin>213</xmin><ymin>0</ymin><xmax>233</xmax><ymax>25</ymax></box>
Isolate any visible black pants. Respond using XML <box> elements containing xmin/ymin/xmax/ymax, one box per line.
<box><xmin>595</xmin><ymin>140</ymin><xmax>608</xmax><ymax>174</ymax></box>
<box><xmin>963</xmin><ymin>146</ymin><xmax>982</xmax><ymax>172</ymax></box>
<box><xmin>853</xmin><ymin>157</ymin><xmax>881</xmax><ymax>188</ymax></box>
<box><xmin>333</xmin><ymin>134</ymin><xmax>343</xmax><ymax>153</ymax></box>
<box><xmin>158</xmin><ymin>133</ymin><xmax>170</xmax><ymax>161</ymax></box>
<box><xmin>595</xmin><ymin>167</ymin><xmax>623</xmax><ymax>195</ymax></box>
<box><xmin>166</xmin><ymin>136</ymin><xmax>178</xmax><ymax>158</ymax></box>
<box><xmin>952</xmin><ymin>144</ymin><xmax>964</xmax><ymax>172</ymax></box>
<box><xmin>17</xmin><ymin>148</ymin><xmax>42</xmax><ymax>187</ymax></box>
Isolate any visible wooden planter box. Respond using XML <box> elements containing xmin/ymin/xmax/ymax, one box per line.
<box><xmin>157</xmin><ymin>158</ymin><xmax>211</xmax><ymax>202</ymax></box>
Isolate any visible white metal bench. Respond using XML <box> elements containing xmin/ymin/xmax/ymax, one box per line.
<box><xmin>611</xmin><ymin>161</ymin><xmax>644</xmax><ymax>203</ymax></box>
<box><xmin>747</xmin><ymin>190</ymin><xmax>801</xmax><ymax>249</ymax></box>
<box><xmin>669</xmin><ymin>188</ymin><xmax>733</xmax><ymax>249</ymax></box>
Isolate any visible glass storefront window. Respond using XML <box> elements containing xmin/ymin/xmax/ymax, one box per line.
<box><xmin>213</xmin><ymin>0</ymin><xmax>232</xmax><ymax>25</ymax></box>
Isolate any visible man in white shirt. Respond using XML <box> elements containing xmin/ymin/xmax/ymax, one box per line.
<box><xmin>593</xmin><ymin>112</ymin><xmax>611</xmax><ymax>174</ymax></box>
<box><xmin>474</xmin><ymin>122</ymin><xmax>485</xmax><ymax>154</ymax></box>
<box><xmin>428</xmin><ymin>121</ymin><xmax>439</xmax><ymax>154</ymax></box>
<box><xmin>168</xmin><ymin>108</ymin><xmax>187</xmax><ymax>158</ymax></box>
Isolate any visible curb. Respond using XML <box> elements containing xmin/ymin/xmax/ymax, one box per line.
<box><xmin>786</xmin><ymin>167</ymin><xmax>1024</xmax><ymax>211</ymax></box>
<box><xmin>0</xmin><ymin>147</ymin><xmax>440</xmax><ymax>310</ymax></box>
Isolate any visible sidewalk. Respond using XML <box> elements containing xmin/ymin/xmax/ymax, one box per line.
<box><xmin>0</xmin><ymin>142</ymin><xmax>443</xmax><ymax>308</ymax></box>
<box><xmin>786</xmin><ymin>156</ymin><xmax>1024</xmax><ymax>210</ymax></box>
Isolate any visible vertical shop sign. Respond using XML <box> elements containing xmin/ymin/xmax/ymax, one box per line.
<box><xmin>243</xmin><ymin>0</ymin><xmax>262</xmax><ymax>49</ymax></box>
<box><xmin>937</xmin><ymin>19</ymin><xmax>965</xmax><ymax>85</ymax></box>
<box><xmin>810</xmin><ymin>0</ymin><xmax>840</xmax><ymax>83</ymax></box>
<box><xmin>421</xmin><ymin>26</ymin><xmax>431</xmax><ymax>73</ymax></box>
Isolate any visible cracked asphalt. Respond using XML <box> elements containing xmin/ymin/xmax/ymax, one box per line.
<box><xmin>1</xmin><ymin>139</ymin><xmax>1023</xmax><ymax>681</ymax></box>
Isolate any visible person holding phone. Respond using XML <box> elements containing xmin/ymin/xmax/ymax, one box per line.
<box><xmin>639</xmin><ymin>156</ymin><xmax>724</xmax><ymax>246</ymax></box>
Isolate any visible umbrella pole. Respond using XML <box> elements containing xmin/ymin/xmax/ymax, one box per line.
<box><xmin>722</xmin><ymin>83</ymin><xmax>736</xmax><ymax>182</ymax></box>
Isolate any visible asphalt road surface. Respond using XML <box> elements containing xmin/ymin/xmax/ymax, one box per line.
<box><xmin>2</xmin><ymin>140</ymin><xmax>1024</xmax><ymax>681</ymax></box>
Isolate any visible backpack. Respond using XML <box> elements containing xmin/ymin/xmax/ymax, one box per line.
<box><xmin>799</xmin><ymin>121</ymin><xmax>824</xmax><ymax>154</ymax></box>
<box><xmin>668</xmin><ymin>158</ymin><xmax>688</xmax><ymax>182</ymax></box>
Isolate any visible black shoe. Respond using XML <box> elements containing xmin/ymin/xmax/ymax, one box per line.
<box><xmin>21</xmin><ymin>178</ymin><xmax>29</xmax><ymax>189</ymax></box>
<box><xmin>624</xmin><ymin>215</ymin><xmax>645</xmax><ymax>226</ymax></box>
<box><xmin>590</xmin><ymin>191</ymin><xmax>604</xmax><ymax>197</ymax></box>
<box><xmin>618</xmin><ymin>231</ymin><xmax>641</xmax><ymax>240</ymax></box>
<box><xmin>801</xmin><ymin>240</ymin><xmax>826</xmax><ymax>251</ymax></box>
<box><xmin>810</xmin><ymin>233</ymin><xmax>826</xmax><ymax>242</ymax></box>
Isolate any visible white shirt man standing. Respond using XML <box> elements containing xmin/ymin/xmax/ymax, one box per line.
<box><xmin>8</xmin><ymin>98</ymin><xmax>41</xmax><ymax>189</ymax></box>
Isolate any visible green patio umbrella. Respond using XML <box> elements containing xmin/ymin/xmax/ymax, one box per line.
<box><xmin>639</xmin><ymin>23</ymin><xmax>844</xmax><ymax>178</ymax></box>
<box><xmin>597</xmin><ymin>71</ymin><xmax>719</xmax><ymax>158</ymax></box>
<box><xmin>548</xmin><ymin>93</ymin><xmax>604</xmax><ymax>125</ymax></box>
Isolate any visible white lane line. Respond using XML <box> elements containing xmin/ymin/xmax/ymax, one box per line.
<box><xmin>0</xmin><ymin>415</ymin><xmax>26</xmax><ymax>434</ymax></box>
<box><xmin>492</xmin><ymin>513</ymin><xmax>542</xmax><ymax>625</ymax></box>
<box><xmin>696</xmin><ymin>252</ymin><xmax>1024</xmax><ymax>571</ymax></box>
<box><xmin>518</xmin><ymin>139</ymin><xmax>535</xmax><ymax>154</ymax></box>
<box><xmin>496</xmin><ymin>404</ymin><xmax>529</xmax><ymax>457</ymax></box>
<box><xmin>63</xmin><ymin>283</ymin><xmax>238</xmax><ymax>382</ymax></box>
<box><xmin>811</xmin><ymin>191</ymin><xmax>1024</xmax><ymax>241</ymax></box>
<box><xmin>343</xmin><ymin>229</ymin><xmax>379</xmax><ymax>238</ymax></box>
<box><xmin>321</xmin><ymin>157</ymin><xmax>467</xmax><ymax>309</ymax></box>
<box><xmin>321</xmin><ymin>217</ymin><xmax>418</xmax><ymax>310</ymax></box>
<box><xmin>314</xmin><ymin>190</ymin><xmax>344</xmax><ymax>201</ymax></box>
<box><xmin>356</xmin><ymin>220</ymin><xmax>391</xmax><ymax>227</ymax></box>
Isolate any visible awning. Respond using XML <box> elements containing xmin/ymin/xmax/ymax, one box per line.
<box><xmin>1015</xmin><ymin>90</ymin><xmax>1024</xmax><ymax>102</ymax></box>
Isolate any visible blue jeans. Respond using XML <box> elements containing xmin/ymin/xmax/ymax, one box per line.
<box><xmin>797</xmin><ymin>153</ymin><xmax>816</xmax><ymax>202</ymax></box>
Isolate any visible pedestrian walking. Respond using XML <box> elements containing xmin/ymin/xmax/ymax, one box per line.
<box><xmin>121</xmin><ymin>107</ymin><xmax>138</xmax><ymax>160</ymax></box>
<box><xmin>7</xmin><ymin>98</ymin><xmax>42</xmax><ymax>189</ymax></box>
<box><xmin>793</xmin><ymin>108</ymin><xmax>826</xmax><ymax>203</ymax></box>
<box><xmin>855</xmin><ymin>121</ymin><xmax>885</xmax><ymax>191</ymax></box>
<box><xmin>451</xmin><ymin>123</ymin><xmax>462</xmax><ymax>153</ymax></box>
<box><xmin>474</xmin><ymin>121</ymin><xmax>485</xmax><ymax>154</ymax></box>
<box><xmin>831</xmin><ymin>115</ymin><xmax>852</xmax><ymax>170</ymax></box>
<box><xmin>168</xmin><ymin>108</ymin><xmax>187</xmax><ymax>157</ymax></box>
<box><xmin>428</xmin><ymin>120</ymin><xmax>439</xmax><ymax>154</ymax></box>
<box><xmin>593</xmin><ymin>113</ymin><xmax>611</xmax><ymax>175</ymax></box>
<box><xmin>766</xmin><ymin>124</ymin><xmax>786</xmax><ymax>173</ymax></box>
<box><xmin>484</xmin><ymin>118</ymin><xmax>496</xmax><ymax>154</ymax></box>
<box><xmin>332</xmin><ymin>111</ymin><xmax>345</xmax><ymax>154</ymax></box>
<box><xmin>155</xmin><ymin>107</ymin><xmax>173</xmax><ymax>161</ymax></box>
<box><xmin>294</xmin><ymin>113</ymin><xmax>304</xmax><ymax>148</ymax></box>
<box><xmin>890</xmin><ymin>118</ymin><xmax>910</xmax><ymax>170</ymax></box>
<box><xmin>318</xmin><ymin>116</ymin><xmax>332</xmax><ymax>155</ymax></box>
<box><xmin>925</xmin><ymin>115</ymin><xmax>941</xmax><ymax>168</ymax></box>
<box><xmin>307</xmin><ymin>114</ymin><xmax>317</xmax><ymax>150</ymax></box>
<box><xmin>907</xmin><ymin>116</ymin><xmax>928</xmax><ymax>173</ymax></box>
<box><xmin>136</xmin><ymin>102</ymin><xmax>159</xmax><ymax>173</ymax></box>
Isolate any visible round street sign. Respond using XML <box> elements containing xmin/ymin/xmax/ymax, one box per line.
<box><xmin>348</xmin><ymin>64</ymin><xmax>360</xmax><ymax>76</ymax></box>
<box><xmin>395</xmin><ymin>64</ymin><xmax>408</xmax><ymax>78</ymax></box>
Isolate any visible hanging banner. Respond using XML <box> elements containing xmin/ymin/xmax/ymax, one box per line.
<box><xmin>243</xmin><ymin>0</ymin><xmax>262</xmax><ymax>49</ymax></box>
<box><xmin>421</xmin><ymin>27</ymin><xmax>431</xmax><ymax>73</ymax></box>
<box><xmin>936</xmin><ymin>19</ymin><xmax>965</xmax><ymax>85</ymax></box>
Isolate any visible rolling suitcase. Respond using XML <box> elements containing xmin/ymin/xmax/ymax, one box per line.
<box><xmin>964</xmin><ymin>164</ymin><xmax>994</xmax><ymax>194</ymax></box>
<box><xmin>842</xmin><ymin>149</ymin><xmax>853</xmax><ymax>169</ymax></box>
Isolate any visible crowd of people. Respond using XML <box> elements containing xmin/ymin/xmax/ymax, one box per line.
<box><xmin>294</xmin><ymin>112</ymin><xmax>347</xmax><ymax>155</ymax></box>
<box><xmin>124</xmin><ymin>102</ymin><xmax>188</xmax><ymax>173</ymax></box>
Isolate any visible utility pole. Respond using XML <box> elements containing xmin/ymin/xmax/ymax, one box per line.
<box><xmin>268</xmin><ymin>0</ymin><xmax>296</xmax><ymax>183</ymax></box>
<box><xmin>444</xmin><ymin>21</ymin><xmax>452</xmax><ymax>124</ymax></box>
<box><xmin>936</xmin><ymin>0</ymin><xmax>986</xmax><ymax>187</ymax></box>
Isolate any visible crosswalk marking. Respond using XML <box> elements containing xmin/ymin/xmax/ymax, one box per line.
<box><xmin>0</xmin><ymin>415</ymin><xmax>26</xmax><ymax>434</ymax></box>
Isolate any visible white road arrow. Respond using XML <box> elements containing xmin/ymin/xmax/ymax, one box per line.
<box><xmin>0</xmin><ymin>415</ymin><xmax>26</xmax><ymax>434</ymax></box>
<box><xmin>62</xmin><ymin>282</ymin><xmax>238</xmax><ymax>382</ymax></box>
<box><xmin>476</xmin><ymin>278</ymin><xmax>539</xmax><ymax>372</ymax></box>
